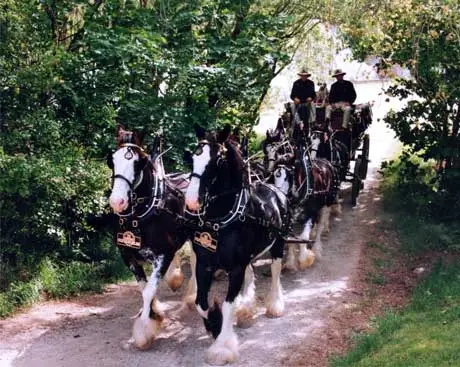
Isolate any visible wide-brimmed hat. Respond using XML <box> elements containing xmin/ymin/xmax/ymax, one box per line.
<box><xmin>332</xmin><ymin>69</ymin><xmax>346</xmax><ymax>77</ymax></box>
<box><xmin>297</xmin><ymin>69</ymin><xmax>311</xmax><ymax>77</ymax></box>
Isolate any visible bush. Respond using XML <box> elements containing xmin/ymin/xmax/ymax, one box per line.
<box><xmin>380</xmin><ymin>152</ymin><xmax>460</xmax><ymax>253</ymax></box>
<box><xmin>381</xmin><ymin>151</ymin><xmax>460</xmax><ymax>223</ymax></box>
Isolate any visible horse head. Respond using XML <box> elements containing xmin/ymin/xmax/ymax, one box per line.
<box><xmin>108</xmin><ymin>125</ymin><xmax>150</xmax><ymax>213</ymax></box>
<box><xmin>185</xmin><ymin>124</ymin><xmax>245</xmax><ymax>212</ymax></box>
<box><xmin>263</xmin><ymin>120</ymin><xmax>287</xmax><ymax>172</ymax></box>
<box><xmin>309</xmin><ymin>130</ymin><xmax>323</xmax><ymax>160</ymax></box>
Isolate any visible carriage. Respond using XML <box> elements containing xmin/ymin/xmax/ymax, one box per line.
<box><xmin>281</xmin><ymin>101</ymin><xmax>372</xmax><ymax>206</ymax></box>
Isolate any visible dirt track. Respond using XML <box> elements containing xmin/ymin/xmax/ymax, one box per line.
<box><xmin>0</xmin><ymin>86</ymin><xmax>401</xmax><ymax>367</ymax></box>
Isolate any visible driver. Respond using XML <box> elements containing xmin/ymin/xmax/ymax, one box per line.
<box><xmin>290</xmin><ymin>69</ymin><xmax>316</xmax><ymax>129</ymax></box>
<box><xmin>325</xmin><ymin>69</ymin><xmax>357</xmax><ymax>129</ymax></box>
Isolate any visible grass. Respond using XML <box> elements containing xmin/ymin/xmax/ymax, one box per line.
<box><xmin>366</xmin><ymin>272</ymin><xmax>386</xmax><ymax>286</ymax></box>
<box><xmin>0</xmin><ymin>256</ymin><xmax>132</xmax><ymax>318</ymax></box>
<box><xmin>331</xmin><ymin>261</ymin><xmax>460</xmax><ymax>367</ymax></box>
<box><xmin>331</xmin><ymin>153</ymin><xmax>460</xmax><ymax>367</ymax></box>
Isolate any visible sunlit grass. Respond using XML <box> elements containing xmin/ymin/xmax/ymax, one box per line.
<box><xmin>331</xmin><ymin>262</ymin><xmax>460</xmax><ymax>367</ymax></box>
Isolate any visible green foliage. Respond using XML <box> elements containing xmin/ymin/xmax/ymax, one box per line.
<box><xmin>0</xmin><ymin>256</ymin><xmax>131</xmax><ymax>318</ymax></box>
<box><xmin>380</xmin><ymin>152</ymin><xmax>460</xmax><ymax>252</ymax></box>
<box><xmin>1</xmin><ymin>0</ymin><xmax>325</xmax><ymax>313</ymax></box>
<box><xmin>331</xmin><ymin>262</ymin><xmax>460</xmax><ymax>367</ymax></box>
<box><xmin>340</xmin><ymin>1</ymin><xmax>460</xmax><ymax>210</ymax></box>
<box><xmin>381</xmin><ymin>152</ymin><xmax>460</xmax><ymax>223</ymax></box>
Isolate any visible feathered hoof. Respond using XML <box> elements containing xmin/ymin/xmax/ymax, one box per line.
<box><xmin>205</xmin><ymin>333</ymin><xmax>239</xmax><ymax>366</ymax></box>
<box><xmin>213</xmin><ymin>269</ymin><xmax>227</xmax><ymax>281</ymax></box>
<box><xmin>167</xmin><ymin>269</ymin><xmax>184</xmax><ymax>292</ymax></box>
<box><xmin>235</xmin><ymin>304</ymin><xmax>256</xmax><ymax>328</ymax></box>
<box><xmin>298</xmin><ymin>249</ymin><xmax>316</xmax><ymax>270</ymax></box>
<box><xmin>265</xmin><ymin>301</ymin><xmax>284</xmax><ymax>318</ymax></box>
<box><xmin>331</xmin><ymin>203</ymin><xmax>342</xmax><ymax>216</ymax></box>
<box><xmin>265</xmin><ymin>292</ymin><xmax>284</xmax><ymax>318</ymax></box>
<box><xmin>132</xmin><ymin>316</ymin><xmax>162</xmax><ymax>350</ymax></box>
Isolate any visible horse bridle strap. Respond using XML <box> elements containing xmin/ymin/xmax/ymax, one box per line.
<box><xmin>120</xmin><ymin>143</ymin><xmax>144</xmax><ymax>151</ymax></box>
<box><xmin>112</xmin><ymin>170</ymin><xmax>144</xmax><ymax>191</ymax></box>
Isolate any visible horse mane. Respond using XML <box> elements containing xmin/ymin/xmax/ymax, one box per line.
<box><xmin>225</xmin><ymin>139</ymin><xmax>248</xmax><ymax>186</ymax></box>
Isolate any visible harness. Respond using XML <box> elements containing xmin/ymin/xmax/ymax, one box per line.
<box><xmin>113</xmin><ymin>145</ymin><xmax>165</xmax><ymax>223</ymax></box>
<box><xmin>112</xmin><ymin>143</ymin><xmax>181</xmax><ymax>249</ymax></box>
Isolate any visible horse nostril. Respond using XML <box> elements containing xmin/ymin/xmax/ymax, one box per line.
<box><xmin>119</xmin><ymin>199</ymin><xmax>125</xmax><ymax>206</ymax></box>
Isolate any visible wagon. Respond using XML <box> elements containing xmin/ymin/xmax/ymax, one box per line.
<box><xmin>283</xmin><ymin>102</ymin><xmax>373</xmax><ymax>206</ymax></box>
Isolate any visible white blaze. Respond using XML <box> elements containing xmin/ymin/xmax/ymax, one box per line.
<box><xmin>109</xmin><ymin>147</ymin><xmax>139</xmax><ymax>213</ymax></box>
<box><xmin>185</xmin><ymin>144</ymin><xmax>211</xmax><ymax>210</ymax></box>
<box><xmin>274</xmin><ymin>167</ymin><xmax>290</xmax><ymax>196</ymax></box>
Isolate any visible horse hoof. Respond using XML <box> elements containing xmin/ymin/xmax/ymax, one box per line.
<box><xmin>213</xmin><ymin>269</ymin><xmax>227</xmax><ymax>281</ymax></box>
<box><xmin>299</xmin><ymin>250</ymin><xmax>316</xmax><ymax>270</ymax></box>
<box><xmin>132</xmin><ymin>317</ymin><xmax>162</xmax><ymax>350</ymax></box>
<box><xmin>205</xmin><ymin>333</ymin><xmax>239</xmax><ymax>365</ymax></box>
<box><xmin>265</xmin><ymin>293</ymin><xmax>284</xmax><ymax>318</ymax></box>
<box><xmin>265</xmin><ymin>304</ymin><xmax>284</xmax><ymax>318</ymax></box>
<box><xmin>167</xmin><ymin>269</ymin><xmax>184</xmax><ymax>291</ymax></box>
<box><xmin>282</xmin><ymin>263</ymin><xmax>298</xmax><ymax>273</ymax></box>
<box><xmin>235</xmin><ymin>305</ymin><xmax>256</xmax><ymax>328</ymax></box>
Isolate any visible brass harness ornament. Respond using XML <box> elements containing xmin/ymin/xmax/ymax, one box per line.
<box><xmin>117</xmin><ymin>231</ymin><xmax>142</xmax><ymax>249</ymax></box>
<box><xmin>193</xmin><ymin>231</ymin><xmax>218</xmax><ymax>252</ymax></box>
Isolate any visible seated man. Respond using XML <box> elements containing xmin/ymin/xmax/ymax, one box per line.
<box><xmin>290</xmin><ymin>69</ymin><xmax>316</xmax><ymax>131</ymax></box>
<box><xmin>326</xmin><ymin>69</ymin><xmax>357</xmax><ymax>129</ymax></box>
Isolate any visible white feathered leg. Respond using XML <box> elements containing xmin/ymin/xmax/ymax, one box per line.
<box><xmin>298</xmin><ymin>219</ymin><xmax>315</xmax><ymax>269</ymax></box>
<box><xmin>265</xmin><ymin>258</ymin><xmax>285</xmax><ymax>317</ymax></box>
<box><xmin>132</xmin><ymin>256</ymin><xmax>164</xmax><ymax>350</ymax></box>
<box><xmin>235</xmin><ymin>265</ymin><xmax>256</xmax><ymax>328</ymax></box>
<box><xmin>164</xmin><ymin>251</ymin><xmax>184</xmax><ymax>292</ymax></box>
<box><xmin>183</xmin><ymin>244</ymin><xmax>197</xmax><ymax>309</ymax></box>
<box><xmin>284</xmin><ymin>243</ymin><xmax>298</xmax><ymax>271</ymax></box>
<box><xmin>205</xmin><ymin>301</ymin><xmax>239</xmax><ymax>365</ymax></box>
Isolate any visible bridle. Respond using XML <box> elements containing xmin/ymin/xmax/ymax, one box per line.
<box><xmin>110</xmin><ymin>143</ymin><xmax>165</xmax><ymax>221</ymax></box>
<box><xmin>111</xmin><ymin>143</ymin><xmax>146</xmax><ymax>192</ymax></box>
<box><xmin>185</xmin><ymin>139</ymin><xmax>249</xmax><ymax>231</ymax></box>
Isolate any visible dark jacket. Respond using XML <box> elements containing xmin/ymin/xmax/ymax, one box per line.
<box><xmin>290</xmin><ymin>79</ymin><xmax>316</xmax><ymax>103</ymax></box>
<box><xmin>329</xmin><ymin>80</ymin><xmax>357</xmax><ymax>104</ymax></box>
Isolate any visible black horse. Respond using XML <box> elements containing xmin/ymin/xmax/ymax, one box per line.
<box><xmin>107</xmin><ymin>126</ymin><xmax>196</xmax><ymax>350</ymax></box>
<box><xmin>184</xmin><ymin>124</ymin><xmax>289</xmax><ymax>365</ymax></box>
<box><xmin>261</xmin><ymin>122</ymin><xmax>340</xmax><ymax>270</ymax></box>
<box><xmin>309</xmin><ymin>129</ymin><xmax>349</xmax><ymax>181</ymax></box>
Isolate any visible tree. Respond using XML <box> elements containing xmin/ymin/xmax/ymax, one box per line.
<box><xmin>339</xmin><ymin>0</ymin><xmax>460</xmax><ymax>219</ymax></box>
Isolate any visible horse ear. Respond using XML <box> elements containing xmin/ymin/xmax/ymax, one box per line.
<box><xmin>276</xmin><ymin>118</ymin><xmax>285</xmax><ymax>134</ymax></box>
<box><xmin>194</xmin><ymin>123</ymin><xmax>206</xmax><ymax>140</ymax></box>
<box><xmin>115</xmin><ymin>124</ymin><xmax>127</xmax><ymax>140</ymax></box>
<box><xmin>217</xmin><ymin>124</ymin><xmax>231</xmax><ymax>143</ymax></box>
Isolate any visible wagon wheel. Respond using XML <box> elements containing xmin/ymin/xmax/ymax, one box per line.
<box><xmin>360</xmin><ymin>134</ymin><xmax>370</xmax><ymax>179</ymax></box>
<box><xmin>351</xmin><ymin>157</ymin><xmax>362</xmax><ymax>206</ymax></box>
<box><xmin>358</xmin><ymin>154</ymin><xmax>369</xmax><ymax>180</ymax></box>
<box><xmin>362</xmin><ymin>134</ymin><xmax>370</xmax><ymax>160</ymax></box>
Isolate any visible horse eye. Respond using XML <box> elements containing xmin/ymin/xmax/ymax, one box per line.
<box><xmin>275</xmin><ymin>171</ymin><xmax>281</xmax><ymax>177</ymax></box>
